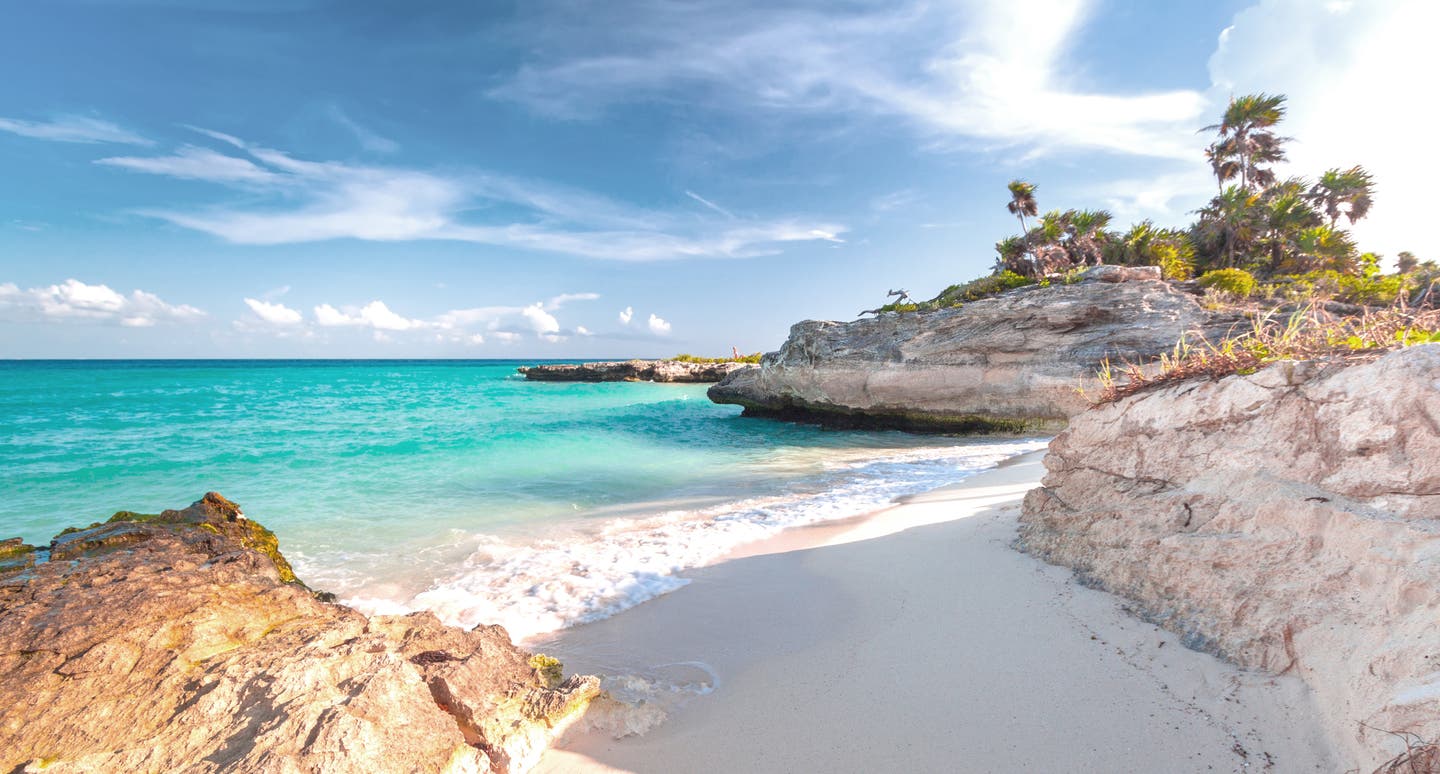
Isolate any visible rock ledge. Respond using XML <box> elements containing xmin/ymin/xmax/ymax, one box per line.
<box><xmin>519</xmin><ymin>359</ymin><xmax>749</xmax><ymax>383</ymax></box>
<box><xmin>1019</xmin><ymin>345</ymin><xmax>1440</xmax><ymax>770</ymax></box>
<box><xmin>0</xmin><ymin>493</ymin><xmax>599</xmax><ymax>774</ymax></box>
<box><xmin>708</xmin><ymin>266</ymin><xmax>1240</xmax><ymax>432</ymax></box>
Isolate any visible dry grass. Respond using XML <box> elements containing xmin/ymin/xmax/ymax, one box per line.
<box><xmin>1363</xmin><ymin>725</ymin><xmax>1440</xmax><ymax>774</ymax></box>
<box><xmin>1088</xmin><ymin>303</ymin><xmax>1440</xmax><ymax>404</ymax></box>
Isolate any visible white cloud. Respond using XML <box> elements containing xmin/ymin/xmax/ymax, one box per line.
<box><xmin>489</xmin><ymin>0</ymin><xmax>1207</xmax><ymax>159</ymax></box>
<box><xmin>93</xmin><ymin>130</ymin><xmax>844</xmax><ymax>261</ymax></box>
<box><xmin>492</xmin><ymin>331</ymin><xmax>522</xmax><ymax>343</ymax></box>
<box><xmin>575</xmin><ymin>325</ymin><xmax>592</xmax><ymax>336</ymax></box>
<box><xmin>619</xmin><ymin>306</ymin><xmax>634</xmax><ymax>325</ymax></box>
<box><xmin>0</xmin><ymin>115</ymin><xmax>151</xmax><ymax>145</ymax></box>
<box><xmin>520</xmin><ymin>302</ymin><xmax>561</xmax><ymax>335</ymax></box>
<box><xmin>313</xmin><ymin>303</ymin><xmax>352</xmax><ymax>327</ymax></box>
<box><xmin>0</xmin><ymin>278</ymin><xmax>203</xmax><ymax>326</ymax></box>
<box><xmin>1206</xmin><ymin>0</ymin><xmax>1439</xmax><ymax>259</ymax></box>
<box><xmin>313</xmin><ymin>300</ymin><xmax>424</xmax><ymax>331</ymax></box>
<box><xmin>647</xmin><ymin>313</ymin><xmax>672</xmax><ymax>335</ymax></box>
<box><xmin>243</xmin><ymin>297</ymin><xmax>303</xmax><ymax>325</ymax></box>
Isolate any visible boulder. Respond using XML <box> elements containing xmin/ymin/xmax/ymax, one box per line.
<box><xmin>708</xmin><ymin>267</ymin><xmax>1241</xmax><ymax>432</ymax></box>
<box><xmin>0</xmin><ymin>493</ymin><xmax>599</xmax><ymax>774</ymax></box>
<box><xmin>1019</xmin><ymin>345</ymin><xmax>1440</xmax><ymax>769</ymax></box>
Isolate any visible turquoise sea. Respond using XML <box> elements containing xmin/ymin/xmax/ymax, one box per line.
<box><xmin>0</xmin><ymin>360</ymin><xmax>1044</xmax><ymax>640</ymax></box>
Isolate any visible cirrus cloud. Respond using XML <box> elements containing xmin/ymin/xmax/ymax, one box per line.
<box><xmin>91</xmin><ymin>129</ymin><xmax>846</xmax><ymax>261</ymax></box>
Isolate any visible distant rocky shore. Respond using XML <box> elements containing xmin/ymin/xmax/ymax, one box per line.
<box><xmin>520</xmin><ymin>359</ymin><xmax>750</xmax><ymax>383</ymax></box>
<box><xmin>0</xmin><ymin>493</ymin><xmax>599</xmax><ymax>774</ymax></box>
<box><xmin>708</xmin><ymin>266</ymin><xmax>1241</xmax><ymax>432</ymax></box>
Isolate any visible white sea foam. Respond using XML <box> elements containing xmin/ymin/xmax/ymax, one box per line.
<box><xmin>346</xmin><ymin>439</ymin><xmax>1048</xmax><ymax>641</ymax></box>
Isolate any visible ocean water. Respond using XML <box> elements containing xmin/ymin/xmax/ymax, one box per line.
<box><xmin>0</xmin><ymin>360</ymin><xmax>1045</xmax><ymax>640</ymax></box>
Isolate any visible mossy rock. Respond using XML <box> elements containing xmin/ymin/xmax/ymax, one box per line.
<box><xmin>529</xmin><ymin>654</ymin><xmax>564</xmax><ymax>688</ymax></box>
<box><xmin>0</xmin><ymin>538</ymin><xmax>36</xmax><ymax>559</ymax></box>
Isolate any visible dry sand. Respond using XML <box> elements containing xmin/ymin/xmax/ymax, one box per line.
<box><xmin>532</xmin><ymin>451</ymin><xmax>1338</xmax><ymax>773</ymax></box>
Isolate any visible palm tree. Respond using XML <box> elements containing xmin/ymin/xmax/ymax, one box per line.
<box><xmin>1262</xmin><ymin>190</ymin><xmax>1322</xmax><ymax>272</ymax></box>
<box><xmin>1397</xmin><ymin>251</ymin><xmax>1419</xmax><ymax>274</ymax></box>
<box><xmin>1006</xmin><ymin>181</ymin><xmax>1038</xmax><ymax>235</ymax></box>
<box><xmin>1291</xmin><ymin>225</ymin><xmax>1358</xmax><ymax>274</ymax></box>
<box><xmin>993</xmin><ymin>236</ymin><xmax>1029</xmax><ymax>276</ymax></box>
<box><xmin>1113</xmin><ymin>221</ymin><xmax>1195</xmax><ymax>279</ymax></box>
<box><xmin>1203</xmin><ymin>93</ymin><xmax>1289</xmax><ymax>191</ymax></box>
<box><xmin>1195</xmin><ymin>186</ymin><xmax>1262</xmax><ymax>269</ymax></box>
<box><xmin>1065</xmin><ymin>209</ymin><xmax>1114</xmax><ymax>266</ymax></box>
<box><xmin>1308</xmin><ymin>166</ymin><xmax>1375</xmax><ymax>227</ymax></box>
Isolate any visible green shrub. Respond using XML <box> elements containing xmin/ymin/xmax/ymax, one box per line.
<box><xmin>672</xmin><ymin>352</ymin><xmax>763</xmax><ymax>364</ymax></box>
<box><xmin>931</xmin><ymin>270</ymin><xmax>1035</xmax><ymax>308</ymax></box>
<box><xmin>1197</xmin><ymin>268</ymin><xmax>1257</xmax><ymax>297</ymax></box>
<box><xmin>529</xmin><ymin>654</ymin><xmax>564</xmax><ymax>688</ymax></box>
<box><xmin>1267</xmin><ymin>270</ymin><xmax>1412</xmax><ymax>306</ymax></box>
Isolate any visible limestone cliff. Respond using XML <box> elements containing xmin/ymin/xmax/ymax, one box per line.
<box><xmin>709</xmin><ymin>266</ymin><xmax>1240</xmax><ymax>432</ymax></box>
<box><xmin>519</xmin><ymin>359</ymin><xmax>748</xmax><ymax>383</ymax></box>
<box><xmin>0</xmin><ymin>493</ymin><xmax>599</xmax><ymax>774</ymax></box>
<box><xmin>1019</xmin><ymin>346</ymin><xmax>1440</xmax><ymax>770</ymax></box>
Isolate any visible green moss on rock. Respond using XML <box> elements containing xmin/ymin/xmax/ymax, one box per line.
<box><xmin>529</xmin><ymin>654</ymin><xmax>564</xmax><ymax>688</ymax></box>
<box><xmin>107</xmin><ymin>511</ymin><xmax>161</xmax><ymax>524</ymax></box>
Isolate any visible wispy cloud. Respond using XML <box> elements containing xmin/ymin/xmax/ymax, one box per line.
<box><xmin>0</xmin><ymin>279</ymin><xmax>203</xmax><ymax>327</ymax></box>
<box><xmin>685</xmin><ymin>190</ymin><xmax>736</xmax><ymax>219</ymax></box>
<box><xmin>0</xmin><ymin>115</ymin><xmax>151</xmax><ymax>145</ymax></box>
<box><xmin>97</xmin><ymin>146</ymin><xmax>281</xmax><ymax>184</ymax></box>
<box><xmin>543</xmin><ymin>292</ymin><xmax>600</xmax><ymax>311</ymax></box>
<box><xmin>487</xmin><ymin>0</ymin><xmax>1207</xmax><ymax>160</ymax></box>
<box><xmin>93</xmin><ymin>129</ymin><xmax>845</xmax><ymax>260</ymax></box>
<box><xmin>326</xmin><ymin>105</ymin><xmax>400</xmax><ymax>153</ymax></box>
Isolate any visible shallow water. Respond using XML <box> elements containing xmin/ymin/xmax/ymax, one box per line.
<box><xmin>0</xmin><ymin>360</ymin><xmax>1045</xmax><ymax>638</ymax></box>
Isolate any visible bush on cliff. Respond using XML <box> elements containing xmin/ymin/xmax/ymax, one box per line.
<box><xmin>1198</xmin><ymin>268</ymin><xmax>1258</xmax><ymax>298</ymax></box>
<box><xmin>1090</xmin><ymin>303</ymin><xmax>1440</xmax><ymax>403</ymax></box>
<box><xmin>672</xmin><ymin>352</ymin><xmax>763</xmax><ymax>364</ymax></box>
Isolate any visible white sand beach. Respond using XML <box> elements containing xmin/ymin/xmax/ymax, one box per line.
<box><xmin>533</xmin><ymin>451</ymin><xmax>1338</xmax><ymax>773</ymax></box>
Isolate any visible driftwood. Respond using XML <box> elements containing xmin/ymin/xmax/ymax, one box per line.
<box><xmin>860</xmin><ymin>288</ymin><xmax>913</xmax><ymax>316</ymax></box>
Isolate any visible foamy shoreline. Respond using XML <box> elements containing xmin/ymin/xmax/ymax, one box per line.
<box><xmin>532</xmin><ymin>451</ymin><xmax>1338</xmax><ymax>773</ymax></box>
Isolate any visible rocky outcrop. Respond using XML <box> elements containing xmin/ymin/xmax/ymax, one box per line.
<box><xmin>519</xmin><ymin>359</ymin><xmax>749</xmax><ymax>383</ymax></box>
<box><xmin>1018</xmin><ymin>345</ymin><xmax>1440</xmax><ymax>770</ymax></box>
<box><xmin>0</xmin><ymin>493</ymin><xmax>599</xmax><ymax>774</ymax></box>
<box><xmin>709</xmin><ymin>266</ymin><xmax>1241</xmax><ymax>432</ymax></box>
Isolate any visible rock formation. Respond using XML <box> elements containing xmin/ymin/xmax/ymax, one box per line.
<box><xmin>0</xmin><ymin>493</ymin><xmax>599</xmax><ymax>774</ymax></box>
<box><xmin>519</xmin><ymin>359</ymin><xmax>749</xmax><ymax>383</ymax></box>
<box><xmin>1019</xmin><ymin>345</ymin><xmax>1440</xmax><ymax>770</ymax></box>
<box><xmin>708</xmin><ymin>266</ymin><xmax>1243</xmax><ymax>432</ymax></box>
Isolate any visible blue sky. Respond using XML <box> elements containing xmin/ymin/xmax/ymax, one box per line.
<box><xmin>1</xmin><ymin>0</ymin><xmax>1433</xmax><ymax>358</ymax></box>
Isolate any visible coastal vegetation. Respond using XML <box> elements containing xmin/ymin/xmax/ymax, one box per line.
<box><xmin>1090</xmin><ymin>304</ymin><xmax>1440</xmax><ymax>403</ymax></box>
<box><xmin>870</xmin><ymin>92</ymin><xmax>1434</xmax><ymax>315</ymax></box>
<box><xmin>672</xmin><ymin>352</ymin><xmax>763</xmax><ymax>364</ymax></box>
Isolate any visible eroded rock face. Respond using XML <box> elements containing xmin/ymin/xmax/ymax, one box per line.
<box><xmin>709</xmin><ymin>266</ymin><xmax>1240</xmax><ymax>432</ymax></box>
<box><xmin>1018</xmin><ymin>346</ymin><xmax>1440</xmax><ymax>769</ymax></box>
<box><xmin>518</xmin><ymin>360</ymin><xmax>748</xmax><ymax>383</ymax></box>
<box><xmin>0</xmin><ymin>493</ymin><xmax>599</xmax><ymax>774</ymax></box>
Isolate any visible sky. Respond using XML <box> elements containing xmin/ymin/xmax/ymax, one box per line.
<box><xmin>1</xmin><ymin>0</ymin><xmax>1435</xmax><ymax>358</ymax></box>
